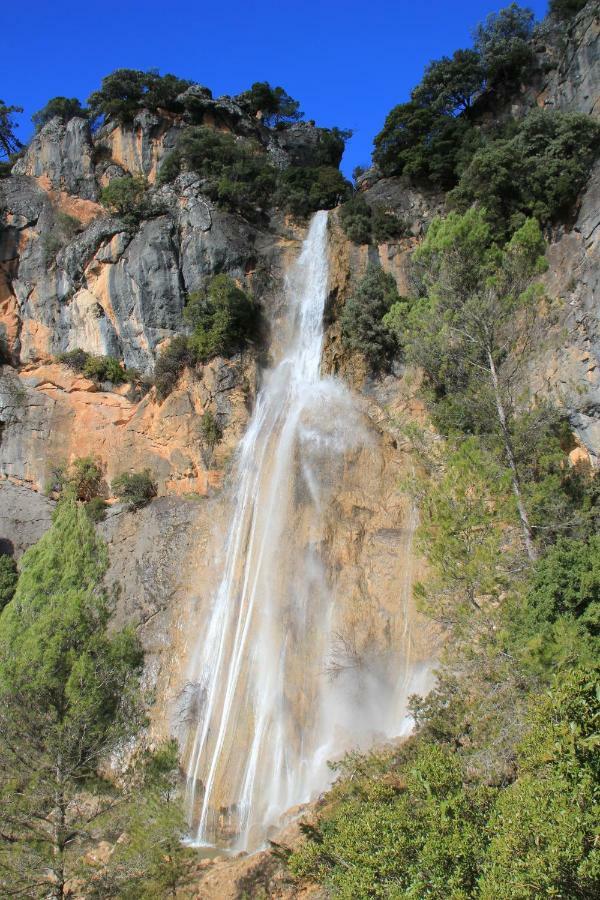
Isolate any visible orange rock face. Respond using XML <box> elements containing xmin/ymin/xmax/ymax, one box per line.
<box><xmin>2</xmin><ymin>357</ymin><xmax>255</xmax><ymax>498</ymax></box>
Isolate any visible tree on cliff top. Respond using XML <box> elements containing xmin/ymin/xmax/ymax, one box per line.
<box><xmin>32</xmin><ymin>97</ymin><xmax>88</xmax><ymax>131</ymax></box>
<box><xmin>0</xmin><ymin>100</ymin><xmax>23</xmax><ymax>159</ymax></box>
<box><xmin>87</xmin><ymin>69</ymin><xmax>193</xmax><ymax>124</ymax></box>
<box><xmin>236</xmin><ymin>81</ymin><xmax>303</xmax><ymax>126</ymax></box>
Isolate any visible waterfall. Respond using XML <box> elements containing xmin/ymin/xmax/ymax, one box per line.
<box><xmin>182</xmin><ymin>211</ymin><xmax>420</xmax><ymax>852</ymax></box>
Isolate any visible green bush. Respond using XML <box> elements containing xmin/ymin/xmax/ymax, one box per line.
<box><xmin>82</xmin><ymin>354</ymin><xmax>126</xmax><ymax>384</ymax></box>
<box><xmin>339</xmin><ymin>195</ymin><xmax>372</xmax><ymax>244</ymax></box>
<box><xmin>479</xmin><ymin>666</ymin><xmax>600</xmax><ymax>899</ymax></box>
<box><xmin>372</xmin><ymin>101</ymin><xmax>476</xmax><ymax>187</ymax></box>
<box><xmin>449</xmin><ymin>109</ymin><xmax>600</xmax><ymax>237</ymax></box>
<box><xmin>88</xmin><ymin>69</ymin><xmax>193</xmax><ymax>124</ymax></box>
<box><xmin>276</xmin><ymin>165</ymin><xmax>351</xmax><ymax>219</ymax></box>
<box><xmin>100</xmin><ymin>175</ymin><xmax>154</xmax><ymax>228</ymax></box>
<box><xmin>85</xmin><ymin>496</ymin><xmax>109</xmax><ymax>523</ymax></box>
<box><xmin>32</xmin><ymin>97</ymin><xmax>87</xmax><ymax>131</ymax></box>
<box><xmin>57</xmin><ymin>349</ymin><xmax>129</xmax><ymax>385</ymax></box>
<box><xmin>46</xmin><ymin>456</ymin><xmax>105</xmax><ymax>502</ymax></box>
<box><xmin>371</xmin><ymin>207</ymin><xmax>407</xmax><ymax>244</ymax></box>
<box><xmin>154</xmin><ymin>335</ymin><xmax>194</xmax><ymax>401</ymax></box>
<box><xmin>185</xmin><ymin>274</ymin><xmax>255</xmax><ymax>362</ymax></box>
<box><xmin>340</xmin><ymin>266</ymin><xmax>400</xmax><ymax>367</ymax></box>
<box><xmin>235</xmin><ymin>81</ymin><xmax>303</xmax><ymax>126</ymax></box>
<box><xmin>290</xmin><ymin>743</ymin><xmax>495</xmax><ymax>898</ymax></box>
<box><xmin>56</xmin><ymin>347</ymin><xmax>89</xmax><ymax>371</ymax></box>
<box><xmin>339</xmin><ymin>196</ymin><xmax>407</xmax><ymax>245</ymax></box>
<box><xmin>473</xmin><ymin>3</ymin><xmax>535</xmax><ymax>90</ymax></box>
<box><xmin>200</xmin><ymin>410</ymin><xmax>222</xmax><ymax>450</ymax></box>
<box><xmin>0</xmin><ymin>554</ymin><xmax>18</xmax><ymax>612</ymax></box>
<box><xmin>158</xmin><ymin>126</ymin><xmax>276</xmax><ymax>219</ymax></box>
<box><xmin>111</xmin><ymin>470</ymin><xmax>157</xmax><ymax>510</ymax></box>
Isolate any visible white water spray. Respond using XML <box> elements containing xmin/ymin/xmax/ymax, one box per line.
<box><xmin>182</xmin><ymin>211</ymin><xmax>421</xmax><ymax>851</ymax></box>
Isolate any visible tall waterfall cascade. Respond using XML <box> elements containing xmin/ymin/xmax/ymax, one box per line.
<box><xmin>182</xmin><ymin>211</ymin><xmax>422</xmax><ymax>851</ymax></box>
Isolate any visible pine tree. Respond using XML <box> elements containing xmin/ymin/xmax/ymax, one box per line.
<box><xmin>0</xmin><ymin>500</ymin><xmax>143</xmax><ymax>898</ymax></box>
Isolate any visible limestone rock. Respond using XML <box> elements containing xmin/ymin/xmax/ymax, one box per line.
<box><xmin>0</xmin><ymin>480</ymin><xmax>54</xmax><ymax>558</ymax></box>
<box><xmin>12</xmin><ymin>117</ymin><xmax>98</xmax><ymax>200</ymax></box>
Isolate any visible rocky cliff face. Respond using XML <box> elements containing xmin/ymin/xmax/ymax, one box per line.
<box><xmin>0</xmin><ymin>91</ymin><xmax>438</xmax><ymax>750</ymax></box>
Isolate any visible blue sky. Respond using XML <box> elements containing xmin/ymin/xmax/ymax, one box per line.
<box><xmin>3</xmin><ymin>0</ymin><xmax>548</xmax><ymax>177</ymax></box>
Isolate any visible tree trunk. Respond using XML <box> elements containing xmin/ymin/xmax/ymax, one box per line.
<box><xmin>51</xmin><ymin>757</ymin><xmax>67</xmax><ymax>899</ymax></box>
<box><xmin>486</xmin><ymin>347</ymin><xmax>538</xmax><ymax>562</ymax></box>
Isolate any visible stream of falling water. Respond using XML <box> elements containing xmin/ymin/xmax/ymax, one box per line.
<box><xmin>182</xmin><ymin>211</ymin><xmax>421</xmax><ymax>852</ymax></box>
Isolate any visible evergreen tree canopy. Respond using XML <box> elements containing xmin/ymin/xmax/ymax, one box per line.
<box><xmin>0</xmin><ymin>99</ymin><xmax>23</xmax><ymax>159</ymax></box>
<box><xmin>0</xmin><ymin>500</ymin><xmax>143</xmax><ymax>897</ymax></box>
<box><xmin>32</xmin><ymin>97</ymin><xmax>87</xmax><ymax>130</ymax></box>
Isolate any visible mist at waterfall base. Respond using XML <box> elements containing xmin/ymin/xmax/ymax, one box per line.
<box><xmin>179</xmin><ymin>212</ymin><xmax>426</xmax><ymax>852</ymax></box>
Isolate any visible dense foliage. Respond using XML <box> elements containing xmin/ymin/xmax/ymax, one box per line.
<box><xmin>0</xmin><ymin>554</ymin><xmax>18</xmax><ymax>611</ymax></box>
<box><xmin>111</xmin><ymin>469</ymin><xmax>157</xmax><ymax>510</ymax></box>
<box><xmin>289</xmin><ymin>665</ymin><xmax>599</xmax><ymax>898</ymax></box>
<box><xmin>100</xmin><ymin>175</ymin><xmax>158</xmax><ymax>229</ymax></box>
<box><xmin>340</xmin><ymin>266</ymin><xmax>401</xmax><ymax>367</ymax></box>
<box><xmin>371</xmin><ymin>3</ymin><xmax>595</xmax><ymax>204</ymax></box>
<box><xmin>185</xmin><ymin>273</ymin><xmax>256</xmax><ymax>360</ymax></box>
<box><xmin>152</xmin><ymin>274</ymin><xmax>255</xmax><ymax>400</ymax></box>
<box><xmin>339</xmin><ymin>195</ymin><xmax>407</xmax><ymax>245</ymax></box>
<box><xmin>549</xmin><ymin>0</ymin><xmax>588</xmax><ymax>17</ymax></box>
<box><xmin>158</xmin><ymin>126</ymin><xmax>277</xmax><ymax>219</ymax></box>
<box><xmin>236</xmin><ymin>81</ymin><xmax>303</xmax><ymax>126</ymax></box>
<box><xmin>57</xmin><ymin>347</ymin><xmax>130</xmax><ymax>384</ymax></box>
<box><xmin>32</xmin><ymin>96</ymin><xmax>87</xmax><ymax>130</ymax></box>
<box><xmin>449</xmin><ymin>110</ymin><xmax>600</xmax><ymax>237</ymax></box>
<box><xmin>0</xmin><ymin>99</ymin><xmax>22</xmax><ymax>160</ymax></box>
<box><xmin>0</xmin><ymin>501</ymin><xmax>143</xmax><ymax>896</ymax></box>
<box><xmin>87</xmin><ymin>69</ymin><xmax>193</xmax><ymax>124</ymax></box>
<box><xmin>276</xmin><ymin>164</ymin><xmax>350</xmax><ymax>218</ymax></box>
<box><xmin>472</xmin><ymin>2</ymin><xmax>535</xmax><ymax>90</ymax></box>
<box><xmin>159</xmin><ymin>124</ymin><xmax>350</xmax><ymax>220</ymax></box>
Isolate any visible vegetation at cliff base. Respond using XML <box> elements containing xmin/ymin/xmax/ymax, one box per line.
<box><xmin>0</xmin><ymin>500</ymin><xmax>143</xmax><ymax>896</ymax></box>
<box><xmin>0</xmin><ymin>500</ymin><xmax>195</xmax><ymax>897</ymax></box>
